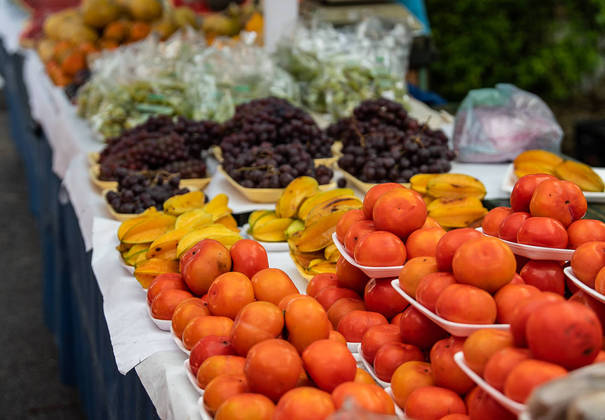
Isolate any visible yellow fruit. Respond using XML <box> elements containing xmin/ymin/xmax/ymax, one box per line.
<box><xmin>134</xmin><ymin>258</ymin><xmax>179</xmax><ymax>289</ymax></box>
<box><xmin>427</xmin><ymin>197</ymin><xmax>488</xmax><ymax>228</ymax></box>
<box><xmin>177</xmin><ymin>224</ymin><xmax>242</xmax><ymax>257</ymax></box>
<box><xmin>513</xmin><ymin>162</ymin><xmax>556</xmax><ymax>178</ymax></box>
<box><xmin>425</xmin><ymin>174</ymin><xmax>487</xmax><ymax>200</ymax></box>
<box><xmin>285</xmin><ymin>220</ymin><xmax>305</xmax><ymax>239</ymax></box>
<box><xmin>297</xmin><ymin>188</ymin><xmax>356</xmax><ymax>221</ymax></box>
<box><xmin>309</xmin><ymin>261</ymin><xmax>337</xmax><ymax>275</ymax></box>
<box><xmin>173</xmin><ymin>7</ymin><xmax>198</xmax><ymax>29</ymax></box>
<box><xmin>248</xmin><ymin>211</ymin><xmax>276</xmax><ymax>232</ymax></box>
<box><xmin>410</xmin><ymin>174</ymin><xmax>439</xmax><ymax>195</ymax></box>
<box><xmin>514</xmin><ymin>149</ymin><xmax>563</xmax><ymax>167</ymax></box>
<box><xmin>120</xmin><ymin>213</ymin><xmax>176</xmax><ymax>244</ymax></box>
<box><xmin>554</xmin><ymin>160</ymin><xmax>604</xmax><ymax>192</ymax></box>
<box><xmin>122</xmin><ymin>244</ymin><xmax>149</xmax><ymax>266</ymax></box>
<box><xmin>203</xmin><ymin>194</ymin><xmax>231</xmax><ymax>221</ymax></box>
<box><xmin>276</xmin><ymin>176</ymin><xmax>319</xmax><ymax>219</ymax></box>
<box><xmin>82</xmin><ymin>0</ymin><xmax>121</xmax><ymax>28</ymax></box>
<box><xmin>290</xmin><ymin>210</ymin><xmax>348</xmax><ymax>253</ymax></box>
<box><xmin>146</xmin><ymin>228</ymin><xmax>190</xmax><ymax>260</ymax></box>
<box><xmin>324</xmin><ymin>243</ymin><xmax>340</xmax><ymax>263</ymax></box>
<box><xmin>250</xmin><ymin>218</ymin><xmax>293</xmax><ymax>242</ymax></box>
<box><xmin>43</xmin><ymin>8</ymin><xmax>82</xmax><ymax>40</ymax></box>
<box><xmin>129</xmin><ymin>0</ymin><xmax>163</xmax><ymax>21</ymax></box>
<box><xmin>175</xmin><ymin>209</ymin><xmax>213</xmax><ymax>231</ymax></box>
<box><xmin>163</xmin><ymin>191</ymin><xmax>205</xmax><ymax>216</ymax></box>
<box><xmin>216</xmin><ymin>214</ymin><xmax>239</xmax><ymax>232</ymax></box>
<box><xmin>304</xmin><ymin>197</ymin><xmax>362</xmax><ymax>227</ymax></box>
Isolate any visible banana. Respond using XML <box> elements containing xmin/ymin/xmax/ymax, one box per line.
<box><xmin>426</xmin><ymin>174</ymin><xmax>486</xmax><ymax>200</ymax></box>
<box><xmin>276</xmin><ymin>176</ymin><xmax>319</xmax><ymax>219</ymax></box>
<box><xmin>175</xmin><ymin>209</ymin><xmax>213</xmax><ymax>231</ymax></box>
<box><xmin>304</xmin><ymin>197</ymin><xmax>362</xmax><ymax>226</ymax></box>
<box><xmin>410</xmin><ymin>174</ymin><xmax>439</xmax><ymax>195</ymax></box>
<box><xmin>298</xmin><ymin>188</ymin><xmax>356</xmax><ymax>221</ymax></box>
<box><xmin>145</xmin><ymin>228</ymin><xmax>190</xmax><ymax>260</ymax></box>
<box><xmin>177</xmin><ymin>224</ymin><xmax>242</xmax><ymax>257</ymax></box>
<box><xmin>290</xmin><ymin>210</ymin><xmax>348</xmax><ymax>253</ymax></box>
<box><xmin>554</xmin><ymin>160</ymin><xmax>604</xmax><ymax>192</ymax></box>
<box><xmin>120</xmin><ymin>213</ymin><xmax>176</xmax><ymax>244</ymax></box>
<box><xmin>133</xmin><ymin>258</ymin><xmax>179</xmax><ymax>289</ymax></box>
<box><xmin>163</xmin><ymin>191</ymin><xmax>205</xmax><ymax>216</ymax></box>
<box><xmin>427</xmin><ymin>197</ymin><xmax>488</xmax><ymax>228</ymax></box>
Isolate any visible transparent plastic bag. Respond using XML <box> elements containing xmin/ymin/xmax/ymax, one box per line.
<box><xmin>453</xmin><ymin>84</ymin><xmax>563</xmax><ymax>163</ymax></box>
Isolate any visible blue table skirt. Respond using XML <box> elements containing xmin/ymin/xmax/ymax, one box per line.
<box><xmin>0</xmin><ymin>42</ymin><xmax>159</xmax><ymax>420</ymax></box>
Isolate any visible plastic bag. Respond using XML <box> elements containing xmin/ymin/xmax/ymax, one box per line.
<box><xmin>453</xmin><ymin>84</ymin><xmax>563</xmax><ymax>163</ymax></box>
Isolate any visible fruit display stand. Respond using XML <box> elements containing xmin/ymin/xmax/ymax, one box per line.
<box><xmin>3</xmin><ymin>12</ymin><xmax>605</xmax><ymax>420</ymax></box>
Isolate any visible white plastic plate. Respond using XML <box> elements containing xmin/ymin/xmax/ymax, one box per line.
<box><xmin>197</xmin><ymin>396</ymin><xmax>212</xmax><ymax>420</ymax></box>
<box><xmin>390</xmin><ymin>280</ymin><xmax>510</xmax><ymax>337</ymax></box>
<box><xmin>564</xmin><ymin>267</ymin><xmax>605</xmax><ymax>304</ymax></box>
<box><xmin>147</xmin><ymin>306</ymin><xmax>171</xmax><ymax>331</ymax></box>
<box><xmin>332</xmin><ymin>233</ymin><xmax>404</xmax><ymax>278</ymax></box>
<box><xmin>477</xmin><ymin>227</ymin><xmax>574</xmax><ymax>261</ymax></box>
<box><xmin>454</xmin><ymin>352</ymin><xmax>526</xmax><ymax>415</ymax></box>
<box><xmin>241</xmin><ymin>224</ymin><xmax>289</xmax><ymax>252</ymax></box>
<box><xmin>185</xmin><ymin>359</ymin><xmax>204</xmax><ymax>395</ymax></box>
<box><xmin>171</xmin><ymin>325</ymin><xmax>191</xmax><ymax>356</ymax></box>
<box><xmin>384</xmin><ymin>387</ymin><xmax>407</xmax><ymax>419</ymax></box>
<box><xmin>347</xmin><ymin>342</ymin><xmax>361</xmax><ymax>353</ymax></box>
<box><xmin>358</xmin><ymin>351</ymin><xmax>390</xmax><ymax>388</ymax></box>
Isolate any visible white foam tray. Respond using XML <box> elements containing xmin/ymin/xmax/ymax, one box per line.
<box><xmin>390</xmin><ymin>279</ymin><xmax>510</xmax><ymax>337</ymax></box>
<box><xmin>147</xmin><ymin>305</ymin><xmax>172</xmax><ymax>331</ymax></box>
<box><xmin>477</xmin><ymin>227</ymin><xmax>573</xmax><ymax>261</ymax></box>
<box><xmin>564</xmin><ymin>266</ymin><xmax>605</xmax><ymax>304</ymax></box>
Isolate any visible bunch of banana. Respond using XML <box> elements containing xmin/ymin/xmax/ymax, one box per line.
<box><xmin>116</xmin><ymin>192</ymin><xmax>241</xmax><ymax>288</ymax></box>
<box><xmin>410</xmin><ymin>173</ymin><xmax>488</xmax><ymax>229</ymax></box>
<box><xmin>247</xmin><ymin>176</ymin><xmax>362</xmax><ymax>276</ymax></box>
<box><xmin>514</xmin><ymin>150</ymin><xmax>604</xmax><ymax>192</ymax></box>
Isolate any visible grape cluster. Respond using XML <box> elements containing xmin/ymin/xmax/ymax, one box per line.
<box><xmin>223</xmin><ymin>142</ymin><xmax>333</xmax><ymax>188</ymax></box>
<box><xmin>98</xmin><ymin>116</ymin><xmax>219</xmax><ymax>180</ymax></box>
<box><xmin>329</xmin><ymin>98</ymin><xmax>455</xmax><ymax>183</ymax></box>
<box><xmin>220</xmin><ymin>97</ymin><xmax>333</xmax><ymax>159</ymax></box>
<box><xmin>106</xmin><ymin>169</ymin><xmax>189</xmax><ymax>214</ymax></box>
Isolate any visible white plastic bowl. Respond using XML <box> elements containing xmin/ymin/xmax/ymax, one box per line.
<box><xmin>184</xmin><ymin>359</ymin><xmax>204</xmax><ymax>395</ymax></box>
<box><xmin>564</xmin><ymin>267</ymin><xmax>605</xmax><ymax>304</ymax></box>
<box><xmin>384</xmin><ymin>387</ymin><xmax>407</xmax><ymax>419</ymax></box>
<box><xmin>390</xmin><ymin>280</ymin><xmax>510</xmax><ymax>337</ymax></box>
<box><xmin>197</xmin><ymin>396</ymin><xmax>212</xmax><ymax>420</ymax></box>
<box><xmin>454</xmin><ymin>352</ymin><xmax>526</xmax><ymax>415</ymax></box>
<box><xmin>332</xmin><ymin>233</ymin><xmax>404</xmax><ymax>278</ymax></box>
<box><xmin>147</xmin><ymin>306</ymin><xmax>171</xmax><ymax>331</ymax></box>
<box><xmin>477</xmin><ymin>227</ymin><xmax>574</xmax><ymax>261</ymax></box>
<box><xmin>170</xmin><ymin>325</ymin><xmax>191</xmax><ymax>355</ymax></box>
<box><xmin>358</xmin><ymin>351</ymin><xmax>390</xmax><ymax>388</ymax></box>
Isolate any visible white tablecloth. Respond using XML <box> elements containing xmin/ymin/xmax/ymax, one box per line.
<box><xmin>0</xmin><ymin>0</ymin><xmax>28</xmax><ymax>54</ymax></box>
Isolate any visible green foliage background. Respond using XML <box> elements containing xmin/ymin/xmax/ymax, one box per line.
<box><xmin>425</xmin><ymin>0</ymin><xmax>605</xmax><ymax>102</ymax></box>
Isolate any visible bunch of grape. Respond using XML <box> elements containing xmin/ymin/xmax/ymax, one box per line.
<box><xmin>98</xmin><ymin>116</ymin><xmax>219</xmax><ymax>180</ymax></box>
<box><xmin>223</xmin><ymin>141</ymin><xmax>334</xmax><ymax>188</ymax></box>
<box><xmin>106</xmin><ymin>169</ymin><xmax>189</xmax><ymax>214</ymax></box>
<box><xmin>328</xmin><ymin>98</ymin><xmax>455</xmax><ymax>183</ymax></box>
<box><xmin>219</xmin><ymin>97</ymin><xmax>333</xmax><ymax>159</ymax></box>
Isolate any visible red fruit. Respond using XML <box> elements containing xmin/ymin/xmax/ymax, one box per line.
<box><xmin>361</xmin><ymin>324</ymin><xmax>402</xmax><ymax>363</ymax></box>
<box><xmin>189</xmin><ymin>335</ymin><xmax>235</xmax><ymax>375</ymax></box>
<box><xmin>363</xmin><ymin>183</ymin><xmax>405</xmax><ymax>219</ymax></box>
<box><xmin>517</xmin><ymin>217</ymin><xmax>568</xmax><ymax>248</ymax></box>
<box><xmin>336</xmin><ymin>256</ymin><xmax>369</xmax><ymax>295</ymax></box>
<box><xmin>416</xmin><ymin>272</ymin><xmax>457</xmax><ymax>312</ymax></box>
<box><xmin>569</xmin><ymin>290</ymin><xmax>605</xmax><ymax>331</ymax></box>
<box><xmin>315</xmin><ymin>287</ymin><xmax>360</xmax><ymax>311</ymax></box>
<box><xmin>435</xmin><ymin>228</ymin><xmax>482</xmax><ymax>272</ymax></box>
<box><xmin>526</xmin><ymin>301</ymin><xmax>603</xmax><ymax>369</ymax></box>
<box><xmin>519</xmin><ymin>261</ymin><xmax>565</xmax><ymax>295</ymax></box>
<box><xmin>307</xmin><ymin>273</ymin><xmax>338</xmax><ymax>298</ymax></box>
<box><xmin>510</xmin><ymin>293</ymin><xmax>564</xmax><ymax>347</ymax></box>
<box><xmin>567</xmin><ymin>219</ymin><xmax>605</xmax><ymax>249</ymax></box>
<box><xmin>504</xmin><ymin>359</ymin><xmax>567</xmax><ymax>403</ymax></box>
<box><xmin>399</xmin><ymin>306</ymin><xmax>448</xmax><ymax>350</ymax></box>
<box><xmin>498</xmin><ymin>212</ymin><xmax>530</xmax><ymax>242</ymax></box>
<box><xmin>468</xmin><ymin>388</ymin><xmax>515</xmax><ymax>420</ymax></box>
<box><xmin>374</xmin><ymin>343</ymin><xmax>424</xmax><ymax>382</ymax></box>
<box><xmin>364</xmin><ymin>278</ymin><xmax>409</xmax><ymax>319</ymax></box>
<box><xmin>337</xmin><ymin>310</ymin><xmax>389</xmax><ymax>343</ymax></box>
<box><xmin>430</xmin><ymin>337</ymin><xmax>475</xmax><ymax>395</ymax></box>
<box><xmin>481</xmin><ymin>207</ymin><xmax>513</xmax><ymax>237</ymax></box>
<box><xmin>373</xmin><ymin>188</ymin><xmax>427</xmax><ymax>239</ymax></box>
<box><xmin>344</xmin><ymin>220</ymin><xmax>376</xmax><ymax>255</ymax></box>
<box><xmin>510</xmin><ymin>174</ymin><xmax>557</xmax><ymax>212</ymax></box>
<box><xmin>336</xmin><ymin>209</ymin><xmax>366</xmax><ymax>243</ymax></box>
<box><xmin>529</xmin><ymin>179</ymin><xmax>587</xmax><ymax>227</ymax></box>
<box><xmin>147</xmin><ymin>273</ymin><xmax>187</xmax><ymax>305</ymax></box>
<box><xmin>230</xmin><ymin>239</ymin><xmax>269</xmax><ymax>279</ymax></box>
<box><xmin>355</xmin><ymin>231</ymin><xmax>407</xmax><ymax>267</ymax></box>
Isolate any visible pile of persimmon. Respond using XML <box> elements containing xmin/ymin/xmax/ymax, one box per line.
<box><xmin>463</xmin><ymin>292</ymin><xmax>604</xmax><ymax>408</ymax></box>
<box><xmin>150</xmin><ymin>238</ymin><xmax>395</xmax><ymax>419</ymax></box>
<box><xmin>337</xmin><ymin>183</ymin><xmax>446</xmax><ymax>268</ymax></box>
<box><xmin>571</xmin><ymin>241</ymin><xmax>605</xmax><ymax>295</ymax></box>
<box><xmin>482</xmin><ymin>174</ymin><xmax>605</xmax><ymax>249</ymax></box>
